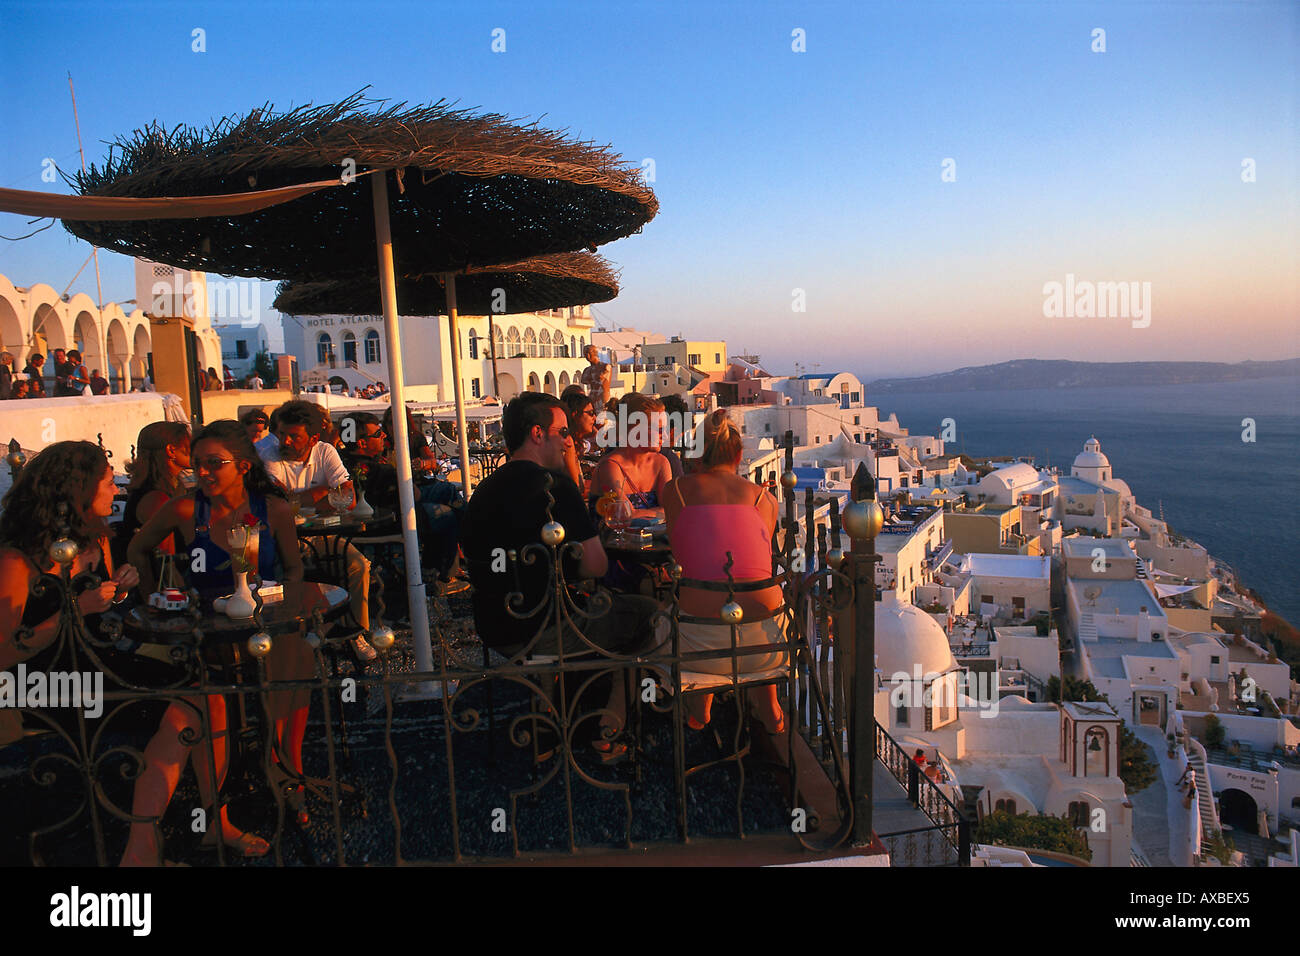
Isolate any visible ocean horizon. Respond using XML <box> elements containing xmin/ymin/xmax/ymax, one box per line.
<box><xmin>870</xmin><ymin>375</ymin><xmax>1300</xmax><ymax>625</ymax></box>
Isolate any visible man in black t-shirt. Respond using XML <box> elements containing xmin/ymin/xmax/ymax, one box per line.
<box><xmin>461</xmin><ymin>393</ymin><xmax>656</xmax><ymax>658</ymax></box>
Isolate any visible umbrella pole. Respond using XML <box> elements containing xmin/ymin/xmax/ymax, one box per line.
<box><xmin>444</xmin><ymin>272</ymin><xmax>474</xmax><ymax>499</ymax></box>
<box><xmin>487</xmin><ymin>313</ymin><xmax>500</xmax><ymax>396</ymax></box>
<box><xmin>371</xmin><ymin>171</ymin><xmax>434</xmax><ymax>676</ymax></box>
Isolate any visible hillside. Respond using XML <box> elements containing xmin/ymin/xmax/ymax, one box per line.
<box><xmin>866</xmin><ymin>358</ymin><xmax>1300</xmax><ymax>393</ymax></box>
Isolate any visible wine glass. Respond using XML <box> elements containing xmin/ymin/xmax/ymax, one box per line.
<box><xmin>609</xmin><ymin>496</ymin><xmax>634</xmax><ymax>543</ymax></box>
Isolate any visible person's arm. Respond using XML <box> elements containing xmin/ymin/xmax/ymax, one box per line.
<box><xmin>590</xmin><ymin>454</ymin><xmax>618</xmax><ymax>500</ymax></box>
<box><xmin>265</xmin><ymin>497</ymin><xmax>304</xmax><ymax>583</ymax></box>
<box><xmin>577</xmin><ymin>535</ymin><xmax>608</xmax><ymax>579</ymax></box>
<box><xmin>663</xmin><ymin>477</ymin><xmax>684</xmax><ymax>535</ymax></box>
<box><xmin>600</xmin><ymin>365</ymin><xmax>611</xmax><ymax>404</ymax></box>
<box><xmin>0</xmin><ymin>549</ymin><xmax>116</xmax><ymax>670</ymax></box>
<box><xmin>316</xmin><ymin>444</ymin><xmax>355</xmax><ymax>511</ymax></box>
<box><xmin>129</xmin><ymin>497</ymin><xmax>192</xmax><ymax>597</ymax></box>
<box><xmin>563</xmin><ymin>441</ymin><xmax>584</xmax><ymax>496</ymax></box>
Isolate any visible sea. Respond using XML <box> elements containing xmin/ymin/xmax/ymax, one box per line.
<box><xmin>872</xmin><ymin>376</ymin><xmax>1300</xmax><ymax>625</ymax></box>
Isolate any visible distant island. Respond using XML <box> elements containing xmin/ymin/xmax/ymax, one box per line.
<box><xmin>865</xmin><ymin>358</ymin><xmax>1300</xmax><ymax>393</ymax></box>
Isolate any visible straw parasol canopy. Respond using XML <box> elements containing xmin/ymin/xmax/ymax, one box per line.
<box><xmin>63</xmin><ymin>89</ymin><xmax>658</xmax><ymax>279</ymax></box>
<box><xmin>273</xmin><ymin>251</ymin><xmax>619</xmax><ymax>316</ymax></box>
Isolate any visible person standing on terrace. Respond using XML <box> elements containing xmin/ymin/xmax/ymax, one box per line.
<box><xmin>580</xmin><ymin>344</ymin><xmax>611</xmax><ymax>407</ymax></box>
<box><xmin>22</xmin><ymin>352</ymin><xmax>46</xmax><ymax>397</ymax></box>
<box><xmin>89</xmin><ymin>369</ymin><xmax>110</xmax><ymax>395</ymax></box>
<box><xmin>0</xmin><ymin>351</ymin><xmax>13</xmax><ymax>399</ymax></box>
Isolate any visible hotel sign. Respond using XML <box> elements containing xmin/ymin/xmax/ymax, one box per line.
<box><xmin>1222</xmin><ymin>769</ymin><xmax>1268</xmax><ymax>793</ymax></box>
<box><xmin>304</xmin><ymin>315</ymin><xmax>382</xmax><ymax>328</ymax></box>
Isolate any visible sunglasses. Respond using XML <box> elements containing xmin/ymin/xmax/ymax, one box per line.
<box><xmin>538</xmin><ymin>425</ymin><xmax>571</xmax><ymax>439</ymax></box>
<box><xmin>194</xmin><ymin>457</ymin><xmax>236</xmax><ymax>473</ymax></box>
<box><xmin>361</xmin><ymin>429</ymin><xmax>386</xmax><ymax>440</ymax></box>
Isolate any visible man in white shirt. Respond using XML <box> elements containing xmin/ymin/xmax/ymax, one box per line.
<box><xmin>262</xmin><ymin>400</ymin><xmax>377</xmax><ymax>662</ymax></box>
<box><xmin>248</xmin><ymin>373</ymin><xmax>264</xmax><ymax>390</ymax></box>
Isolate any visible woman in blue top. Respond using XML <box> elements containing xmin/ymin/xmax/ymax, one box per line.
<box><xmin>125</xmin><ymin>420</ymin><xmax>304</xmax><ymax>864</ymax></box>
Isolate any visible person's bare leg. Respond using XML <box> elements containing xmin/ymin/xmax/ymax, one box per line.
<box><xmin>685</xmin><ymin>693</ymin><xmax>713</xmax><ymax>728</ymax></box>
<box><xmin>121</xmin><ymin>703</ymin><xmax>193</xmax><ymax>866</ymax></box>
<box><xmin>746</xmin><ymin>685</ymin><xmax>785</xmax><ymax>735</ymax></box>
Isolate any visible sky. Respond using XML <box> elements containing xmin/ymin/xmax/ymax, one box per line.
<box><xmin>1</xmin><ymin>0</ymin><xmax>1296</xmax><ymax>379</ymax></box>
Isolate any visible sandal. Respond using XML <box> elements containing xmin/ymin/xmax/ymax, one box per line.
<box><xmin>592</xmin><ymin>738</ymin><xmax>629</xmax><ymax>765</ymax></box>
<box><xmin>286</xmin><ymin>785</ymin><xmax>310</xmax><ymax>827</ymax></box>
<box><xmin>200</xmin><ymin>829</ymin><xmax>270</xmax><ymax>858</ymax></box>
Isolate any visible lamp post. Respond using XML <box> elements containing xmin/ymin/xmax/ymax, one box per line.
<box><xmin>842</xmin><ymin>459</ymin><xmax>883</xmax><ymax>846</ymax></box>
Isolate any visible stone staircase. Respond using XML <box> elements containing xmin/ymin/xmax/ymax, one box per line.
<box><xmin>1185</xmin><ymin>738</ymin><xmax>1220</xmax><ymax>844</ymax></box>
<box><xmin>1078</xmin><ymin>611</ymin><xmax>1098</xmax><ymax>643</ymax></box>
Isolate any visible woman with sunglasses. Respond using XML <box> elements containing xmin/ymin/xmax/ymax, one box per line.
<box><xmin>561</xmin><ymin>389</ymin><xmax>600</xmax><ymax>495</ymax></box>
<box><xmin>125</xmin><ymin>419</ymin><xmax>305</xmax><ymax>863</ymax></box>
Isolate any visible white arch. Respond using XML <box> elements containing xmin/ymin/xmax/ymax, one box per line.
<box><xmin>523</xmin><ymin>328</ymin><xmax>537</xmax><ymax>358</ymax></box>
<box><xmin>543</xmin><ymin>370</ymin><xmax>556</xmax><ymax>395</ymax></box>
<box><xmin>497</xmin><ymin>372</ymin><xmax>519</xmax><ymax>402</ymax></box>
<box><xmin>26</xmin><ymin>283</ymin><xmax>68</xmax><ymax>355</ymax></box>
<box><xmin>131</xmin><ymin>323</ymin><xmax>152</xmax><ymax>380</ymax></box>
<box><xmin>558</xmin><ymin>370</ymin><xmax>570</xmax><ymax>390</ymax></box>
<box><xmin>527</xmin><ymin>371</ymin><xmax>541</xmax><ymax>392</ymax></box>
<box><xmin>0</xmin><ymin>279</ymin><xmax>24</xmax><ymax>365</ymax></box>
<box><xmin>506</xmin><ymin>326</ymin><xmax>521</xmax><ymax>357</ymax></box>
<box><xmin>538</xmin><ymin>328</ymin><xmax>551</xmax><ymax>358</ymax></box>
<box><xmin>104</xmin><ymin>309</ymin><xmax>130</xmax><ymax>392</ymax></box>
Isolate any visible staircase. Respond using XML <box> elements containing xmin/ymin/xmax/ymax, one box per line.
<box><xmin>1185</xmin><ymin>738</ymin><xmax>1220</xmax><ymax>844</ymax></box>
<box><xmin>1078</xmin><ymin>611</ymin><xmax>1098</xmax><ymax>643</ymax></box>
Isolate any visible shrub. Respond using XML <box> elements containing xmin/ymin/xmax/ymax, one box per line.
<box><xmin>1204</xmin><ymin>714</ymin><xmax>1226</xmax><ymax>749</ymax></box>
<box><xmin>975</xmin><ymin>810</ymin><xmax>1092</xmax><ymax>861</ymax></box>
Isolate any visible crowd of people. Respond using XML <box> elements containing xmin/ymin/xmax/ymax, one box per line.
<box><xmin>0</xmin><ymin>354</ymin><xmax>270</xmax><ymax>399</ymax></box>
<box><xmin>0</xmin><ymin>375</ymin><xmax>793</xmax><ymax>861</ymax></box>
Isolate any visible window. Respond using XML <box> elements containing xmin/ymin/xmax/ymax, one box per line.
<box><xmin>468</xmin><ymin>331</ymin><xmax>478</xmax><ymax>359</ymax></box>
<box><xmin>523</xmin><ymin>328</ymin><xmax>537</xmax><ymax>357</ymax></box>
<box><xmin>539</xmin><ymin>329</ymin><xmax>551</xmax><ymax>357</ymax></box>
<box><xmin>342</xmin><ymin>330</ymin><xmax>357</xmax><ymax>366</ymax></box>
<box><xmin>570</xmin><ymin>335</ymin><xmax>576</xmax><ymax>358</ymax></box>
<box><xmin>714</xmin><ymin>352</ymin><xmax>721</xmax><ymax>363</ymax></box>
<box><xmin>1012</xmin><ymin>596</ymin><xmax>1025</xmax><ymax>616</ymax></box>
<box><xmin>851</xmin><ymin>392</ymin><xmax>860</xmax><ymax>403</ymax></box>
<box><xmin>471</xmin><ymin>377</ymin><xmax>481</xmax><ymax>398</ymax></box>
<box><xmin>764</xmin><ymin>423</ymin><xmax>771</xmax><ymax>433</ymax></box>
<box><xmin>317</xmin><ymin>333</ymin><xmax>335</xmax><ymax>368</ymax></box>
<box><xmin>1210</xmin><ymin>655</ymin><xmax>1220</xmax><ymax>665</ymax></box>
<box><xmin>815</xmin><ymin>436</ymin><xmax>820</xmax><ymax>444</ymax></box>
<box><xmin>994</xmin><ymin>798</ymin><xmax>1017</xmax><ymax>815</ymax></box>
<box><xmin>895</xmin><ymin>700</ymin><xmax>908</xmax><ymax>726</ymax></box>
<box><xmin>235</xmin><ymin>339</ymin><xmax>249</xmax><ymax>359</ymax></box>
<box><xmin>665</xmin><ymin>355</ymin><xmax>675</xmax><ymax>364</ymax></box>
<box><xmin>854</xmin><ymin>415</ymin><xmax>860</xmax><ymax>425</ymax></box>
<box><xmin>507</xmin><ymin>327</ymin><xmax>521</xmax><ymax>356</ymax></box>
<box><xmin>980</xmin><ymin>595</ymin><xmax>993</xmax><ymax>606</ymax></box>
<box><xmin>689</xmin><ymin>352</ymin><xmax>701</xmax><ymax>365</ymax></box>
<box><xmin>364</xmin><ymin>329</ymin><xmax>381</xmax><ymax>364</ymax></box>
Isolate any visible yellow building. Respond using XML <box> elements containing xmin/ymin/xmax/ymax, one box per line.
<box><xmin>638</xmin><ymin>337</ymin><xmax>727</xmax><ymax>374</ymax></box>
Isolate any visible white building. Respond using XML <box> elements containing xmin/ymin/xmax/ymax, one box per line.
<box><xmin>957</xmin><ymin>552</ymin><xmax>1052</xmax><ymax>620</ymax></box>
<box><xmin>213</xmin><ymin>320</ymin><xmax>274</xmax><ymax>380</ymax></box>
<box><xmin>280</xmin><ymin>305</ymin><xmax>596</xmax><ymax>402</ymax></box>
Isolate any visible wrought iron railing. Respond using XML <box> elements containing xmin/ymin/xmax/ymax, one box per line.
<box><xmin>1</xmin><ymin>438</ymin><xmax>877</xmax><ymax>866</ymax></box>
<box><xmin>874</xmin><ymin>722</ymin><xmax>970</xmax><ymax>866</ymax></box>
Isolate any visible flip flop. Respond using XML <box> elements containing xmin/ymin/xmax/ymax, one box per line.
<box><xmin>200</xmin><ymin>829</ymin><xmax>270</xmax><ymax>858</ymax></box>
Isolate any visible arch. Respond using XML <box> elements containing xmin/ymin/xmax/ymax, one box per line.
<box><xmin>0</xmin><ymin>282</ymin><xmax>24</xmax><ymax>364</ymax></box>
<box><xmin>543</xmin><ymin>371</ymin><xmax>556</xmax><ymax>395</ymax></box>
<box><xmin>1084</xmin><ymin>726</ymin><xmax>1110</xmax><ymax>776</ymax></box>
<box><xmin>558</xmin><ymin>370</ymin><xmax>570</xmax><ymax>390</ymax></box>
<box><xmin>538</xmin><ymin>328</ymin><xmax>551</xmax><ymax>357</ymax></box>
<box><xmin>364</xmin><ymin>328</ymin><xmax>381</xmax><ymax>364</ymax></box>
<box><xmin>1218</xmin><ymin>788</ymin><xmax>1258</xmax><ymax>833</ymax></box>
<box><xmin>523</xmin><ymin>328</ymin><xmax>537</xmax><ymax>358</ymax></box>
<box><xmin>506</xmin><ymin>326</ymin><xmax>521</xmax><ymax>357</ymax></box>
<box><xmin>70</xmin><ymin>305</ymin><xmax>104</xmax><ymax>384</ymax></box>
<box><xmin>317</xmin><ymin>332</ymin><xmax>336</xmax><ymax>368</ymax></box>
<box><xmin>570</xmin><ymin>335</ymin><xmax>576</xmax><ymax>358</ymax></box>
<box><xmin>467</xmin><ymin>328</ymin><xmax>478</xmax><ymax>359</ymax></box>
<box><xmin>342</xmin><ymin>329</ymin><xmax>357</xmax><ymax>366</ymax></box>
<box><xmin>131</xmin><ymin>323</ymin><xmax>152</xmax><ymax>381</ymax></box>
<box><xmin>105</xmin><ymin>315</ymin><xmax>130</xmax><ymax>392</ymax></box>
<box><xmin>496</xmin><ymin>372</ymin><xmax>519</xmax><ymax>402</ymax></box>
<box><xmin>579</xmin><ymin>336</ymin><xmax>585</xmax><ymax>353</ymax></box>
<box><xmin>527</xmin><ymin>371</ymin><xmax>541</xmax><ymax>392</ymax></box>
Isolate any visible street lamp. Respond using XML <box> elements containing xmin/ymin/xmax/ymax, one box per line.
<box><xmin>842</xmin><ymin>459</ymin><xmax>884</xmax><ymax>846</ymax></box>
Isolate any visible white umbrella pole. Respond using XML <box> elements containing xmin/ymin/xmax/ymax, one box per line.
<box><xmin>371</xmin><ymin>172</ymin><xmax>433</xmax><ymax>674</ymax></box>
<box><xmin>444</xmin><ymin>272</ymin><xmax>474</xmax><ymax>499</ymax></box>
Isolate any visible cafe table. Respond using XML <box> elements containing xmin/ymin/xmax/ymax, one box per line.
<box><xmin>295</xmin><ymin>507</ymin><xmax>396</xmax><ymax>590</ymax></box>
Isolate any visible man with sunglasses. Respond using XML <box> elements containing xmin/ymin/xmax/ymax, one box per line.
<box><xmin>461</xmin><ymin>393</ymin><xmax>658</xmax><ymax>761</ymax></box>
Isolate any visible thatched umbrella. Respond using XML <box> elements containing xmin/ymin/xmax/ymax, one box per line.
<box><xmin>63</xmin><ymin>91</ymin><xmax>657</xmax><ymax>676</ymax></box>
<box><xmin>272</xmin><ymin>251</ymin><xmax>620</xmax><ymax>397</ymax></box>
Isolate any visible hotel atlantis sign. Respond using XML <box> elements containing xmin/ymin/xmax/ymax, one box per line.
<box><xmin>303</xmin><ymin>315</ymin><xmax>382</xmax><ymax>328</ymax></box>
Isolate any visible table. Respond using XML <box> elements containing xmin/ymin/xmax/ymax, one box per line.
<box><xmin>123</xmin><ymin>582</ymin><xmax>350</xmax><ymax>644</ymax></box>
<box><xmin>296</xmin><ymin>508</ymin><xmax>397</xmax><ymax>589</ymax></box>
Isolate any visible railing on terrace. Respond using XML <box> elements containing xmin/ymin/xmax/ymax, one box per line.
<box><xmin>1</xmin><ymin>432</ymin><xmax>965</xmax><ymax>866</ymax></box>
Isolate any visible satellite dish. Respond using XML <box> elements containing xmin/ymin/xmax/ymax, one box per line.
<box><xmin>1083</xmin><ymin>585</ymin><xmax>1103</xmax><ymax>604</ymax></box>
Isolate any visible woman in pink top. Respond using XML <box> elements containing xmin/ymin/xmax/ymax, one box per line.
<box><xmin>663</xmin><ymin>409</ymin><xmax>786</xmax><ymax>735</ymax></box>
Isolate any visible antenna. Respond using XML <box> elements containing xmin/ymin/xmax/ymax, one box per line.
<box><xmin>68</xmin><ymin>73</ymin><xmax>104</xmax><ymax>311</ymax></box>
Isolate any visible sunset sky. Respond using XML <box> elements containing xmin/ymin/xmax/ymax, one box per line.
<box><xmin>1</xmin><ymin>0</ymin><xmax>1295</xmax><ymax>380</ymax></box>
